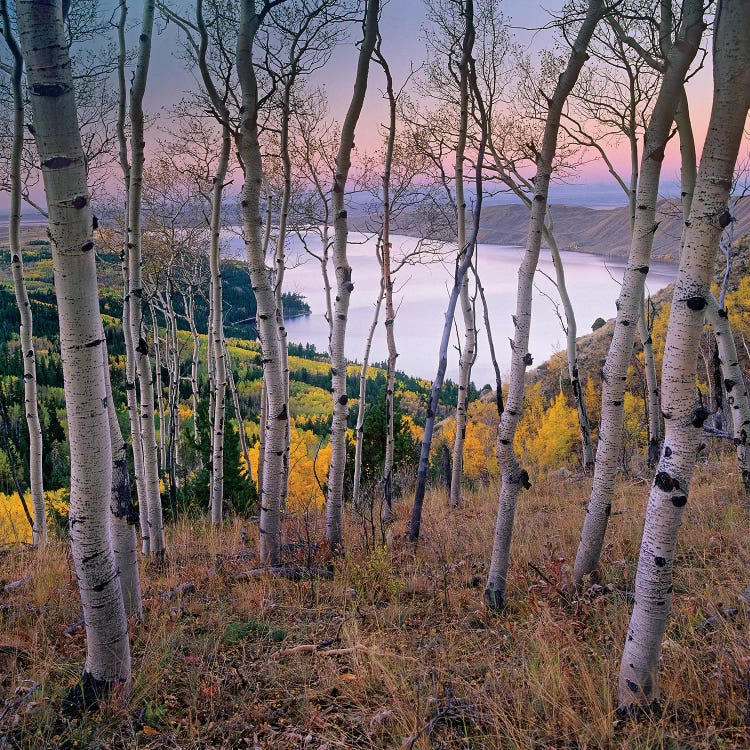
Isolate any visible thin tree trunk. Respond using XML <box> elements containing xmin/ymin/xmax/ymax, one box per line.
<box><xmin>128</xmin><ymin>0</ymin><xmax>164</xmax><ymax>556</ymax></box>
<box><xmin>101</xmin><ymin>343</ymin><xmax>142</xmax><ymax>620</ymax></box>
<box><xmin>150</xmin><ymin>305</ymin><xmax>167</xmax><ymax>468</ymax></box>
<box><xmin>184</xmin><ymin>291</ymin><xmax>201</xmax><ymax>445</ymax></box>
<box><xmin>325</xmin><ymin>0</ymin><xmax>380</xmax><ymax>552</ymax></box>
<box><xmin>1</xmin><ymin>0</ymin><xmax>46</xmax><ymax>546</ymax></box>
<box><xmin>705</xmin><ymin>297</ymin><xmax>750</xmax><ymax>493</ymax></box>
<box><xmin>224</xmin><ymin>340</ymin><xmax>252</xmax><ymax>482</ymax></box>
<box><xmin>618</xmin><ymin>3</ymin><xmax>750</xmax><ymax>708</ymax></box>
<box><xmin>572</xmin><ymin>3</ymin><xmax>704</xmax><ymax>586</ymax></box>
<box><xmin>449</xmin><ymin>9</ymin><xmax>473</xmax><ymax>508</ymax></box>
<box><xmin>410</xmin><ymin>0</ymin><xmax>486</xmax><ymax>544</ymax></box>
<box><xmin>209</xmin><ymin>125</ymin><xmax>231</xmax><ymax>525</ymax></box>
<box><xmin>115</xmin><ymin>0</ymin><xmax>149</xmax><ymax>555</ymax></box>
<box><xmin>485</xmin><ymin>0</ymin><xmax>606</xmax><ymax>609</ymax></box>
<box><xmin>352</xmin><ymin>279</ymin><xmax>385</xmax><ymax>510</ymax></box>
<box><xmin>543</xmin><ymin>217</ymin><xmax>594</xmax><ymax>470</ymax></box>
<box><xmin>17</xmin><ymin>0</ymin><xmax>131</xmax><ymax>695</ymax></box>
<box><xmin>235</xmin><ymin>2</ymin><xmax>288</xmax><ymax>567</ymax></box>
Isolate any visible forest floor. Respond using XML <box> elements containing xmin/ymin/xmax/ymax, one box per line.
<box><xmin>0</xmin><ymin>455</ymin><xmax>748</xmax><ymax>749</ymax></box>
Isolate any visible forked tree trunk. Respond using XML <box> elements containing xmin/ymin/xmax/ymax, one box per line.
<box><xmin>572</xmin><ymin>1</ymin><xmax>704</xmax><ymax>586</ymax></box>
<box><xmin>1</xmin><ymin>0</ymin><xmax>47</xmax><ymax>546</ymax></box>
<box><xmin>235</xmin><ymin>2</ymin><xmax>288</xmax><ymax>566</ymax></box>
<box><xmin>17</xmin><ymin>0</ymin><xmax>131</xmax><ymax>695</ymax></box>
<box><xmin>449</xmin><ymin>9</ymin><xmax>474</xmax><ymax>508</ymax></box>
<box><xmin>325</xmin><ymin>0</ymin><xmax>380</xmax><ymax>552</ymax></box>
<box><xmin>127</xmin><ymin>0</ymin><xmax>165</xmax><ymax>555</ymax></box>
<box><xmin>618</xmin><ymin>3</ymin><xmax>750</xmax><ymax>708</ymax></box>
<box><xmin>484</xmin><ymin>0</ymin><xmax>606</xmax><ymax>609</ymax></box>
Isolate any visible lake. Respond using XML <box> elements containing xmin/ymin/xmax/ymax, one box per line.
<box><xmin>225</xmin><ymin>231</ymin><xmax>677</xmax><ymax>387</ymax></box>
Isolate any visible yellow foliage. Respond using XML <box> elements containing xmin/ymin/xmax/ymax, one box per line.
<box><xmin>516</xmin><ymin>387</ymin><xmax>580</xmax><ymax>473</ymax></box>
<box><xmin>178</xmin><ymin>403</ymin><xmax>193</xmax><ymax>421</ymax></box>
<box><xmin>402</xmin><ymin>415</ymin><xmax>424</xmax><ymax>444</ymax></box>
<box><xmin>241</xmin><ymin>422</ymin><xmax>331</xmax><ymax>512</ymax></box>
<box><xmin>0</xmin><ymin>489</ymin><xmax>69</xmax><ymax>544</ymax></box>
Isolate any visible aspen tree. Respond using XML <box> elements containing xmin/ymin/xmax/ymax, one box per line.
<box><xmin>0</xmin><ymin>0</ymin><xmax>47</xmax><ymax>545</ymax></box>
<box><xmin>16</xmin><ymin>0</ymin><xmax>131</xmax><ymax>697</ymax></box>
<box><xmin>325</xmin><ymin>0</ymin><xmax>380</xmax><ymax>552</ymax></box>
<box><xmin>618</xmin><ymin>0</ymin><xmax>750</xmax><ymax>709</ymax></box>
<box><xmin>235</xmin><ymin>0</ymin><xmax>288</xmax><ymax>566</ymax></box>
<box><xmin>484</xmin><ymin>0</ymin><xmax>606</xmax><ymax>609</ymax></box>
<box><xmin>127</xmin><ymin>0</ymin><xmax>165</xmax><ymax>555</ymax></box>
<box><xmin>410</xmin><ymin>0</ymin><xmax>487</xmax><ymax>544</ymax></box>
<box><xmin>449</xmin><ymin>0</ymin><xmax>475</xmax><ymax>509</ymax></box>
<box><xmin>573</xmin><ymin>0</ymin><xmax>705</xmax><ymax>586</ymax></box>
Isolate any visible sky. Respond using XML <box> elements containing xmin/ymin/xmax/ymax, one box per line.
<box><xmin>1</xmin><ymin>0</ymin><xmax>717</xmax><ymax>213</ymax></box>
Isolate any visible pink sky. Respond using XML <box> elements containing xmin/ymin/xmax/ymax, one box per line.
<box><xmin>1</xmin><ymin>2</ymin><xmax>720</xmax><ymax>213</ymax></box>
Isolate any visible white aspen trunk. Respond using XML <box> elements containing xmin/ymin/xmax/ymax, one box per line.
<box><xmin>101</xmin><ymin>343</ymin><xmax>142</xmax><ymax>620</ymax></box>
<box><xmin>274</xmin><ymin>86</ymin><xmax>292</xmax><ymax>513</ymax></box>
<box><xmin>128</xmin><ymin>0</ymin><xmax>164</xmax><ymax>556</ymax></box>
<box><xmin>449</xmin><ymin>11</ymin><xmax>473</xmax><ymax>508</ymax></box>
<box><xmin>209</xmin><ymin>126</ymin><xmax>231</xmax><ymax>525</ymax></box>
<box><xmin>17</xmin><ymin>0</ymin><xmax>131</xmax><ymax>694</ymax></box>
<box><xmin>164</xmin><ymin>291</ymin><xmax>180</xmax><ymax>505</ymax></box>
<box><xmin>224</xmin><ymin>340</ymin><xmax>252</xmax><ymax>482</ymax></box>
<box><xmin>150</xmin><ymin>306</ymin><xmax>167</xmax><ymax>468</ymax></box>
<box><xmin>236</xmin><ymin>2</ymin><xmax>288</xmax><ymax>567</ymax></box>
<box><xmin>705</xmin><ymin>296</ymin><xmax>750</xmax><ymax>492</ymax></box>
<box><xmin>257</xmin><ymin>379</ymin><xmax>267</xmax><ymax>501</ymax></box>
<box><xmin>1</xmin><ymin>0</ymin><xmax>47</xmax><ymax>546</ymax></box>
<box><xmin>619</xmin><ymin>3</ymin><xmax>750</xmax><ymax>708</ymax></box>
<box><xmin>325</xmin><ymin>0</ymin><xmax>380</xmax><ymax>552</ymax></box>
<box><xmin>485</xmin><ymin>0</ymin><xmax>605</xmax><ymax>609</ymax></box>
<box><xmin>352</xmin><ymin>280</ymin><xmax>384</xmax><ymax>510</ymax></box>
<box><xmin>185</xmin><ymin>291</ymin><xmax>201</xmax><ymax>445</ymax></box>
<box><xmin>638</xmin><ymin>301</ymin><xmax>661</xmax><ymax>465</ymax></box>
<box><xmin>572</xmin><ymin>3</ymin><xmax>704</xmax><ymax>586</ymax></box>
<box><xmin>115</xmin><ymin>0</ymin><xmax>149</xmax><ymax>556</ymax></box>
<box><xmin>379</xmin><ymin>60</ymin><xmax>398</xmax><ymax>522</ymax></box>
<box><xmin>543</xmin><ymin>221</ymin><xmax>595</xmax><ymax>470</ymax></box>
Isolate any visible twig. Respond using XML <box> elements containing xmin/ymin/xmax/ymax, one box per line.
<box><xmin>234</xmin><ymin>566</ymin><xmax>333</xmax><ymax>581</ymax></box>
<box><xmin>527</xmin><ymin>562</ymin><xmax>568</xmax><ymax>600</ymax></box>
<box><xmin>274</xmin><ymin>643</ymin><xmax>379</xmax><ymax>658</ymax></box>
<box><xmin>3</xmin><ymin>576</ymin><xmax>31</xmax><ymax>592</ymax></box>
<box><xmin>63</xmin><ymin>618</ymin><xmax>85</xmax><ymax>637</ymax></box>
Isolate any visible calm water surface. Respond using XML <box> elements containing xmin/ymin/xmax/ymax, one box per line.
<box><xmin>223</xmin><ymin>231</ymin><xmax>675</xmax><ymax>386</ymax></box>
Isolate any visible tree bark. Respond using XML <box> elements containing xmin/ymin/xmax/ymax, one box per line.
<box><xmin>449</xmin><ymin>7</ymin><xmax>474</xmax><ymax>508</ymax></box>
<box><xmin>352</xmin><ymin>279</ymin><xmax>385</xmax><ymax>510</ymax></box>
<box><xmin>209</xmin><ymin>127</ymin><xmax>231</xmax><ymax>524</ymax></box>
<box><xmin>17</xmin><ymin>0</ymin><xmax>131</xmax><ymax>694</ymax></box>
<box><xmin>485</xmin><ymin>0</ymin><xmax>606</xmax><ymax>609</ymax></box>
<box><xmin>618</xmin><ymin>1</ymin><xmax>750</xmax><ymax>708</ymax></box>
<box><xmin>101</xmin><ymin>343</ymin><xmax>142</xmax><ymax>619</ymax></box>
<box><xmin>573</xmin><ymin>1</ymin><xmax>704</xmax><ymax>586</ymax></box>
<box><xmin>235</xmin><ymin>1</ymin><xmax>288</xmax><ymax>566</ymax></box>
<box><xmin>1</xmin><ymin>0</ymin><xmax>47</xmax><ymax>546</ymax></box>
<box><xmin>325</xmin><ymin>0</ymin><xmax>380</xmax><ymax>552</ymax></box>
<box><xmin>704</xmin><ymin>297</ymin><xmax>750</xmax><ymax>492</ymax></box>
<box><xmin>127</xmin><ymin>0</ymin><xmax>165</xmax><ymax>556</ymax></box>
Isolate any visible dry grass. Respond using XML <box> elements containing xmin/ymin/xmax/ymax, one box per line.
<box><xmin>0</xmin><ymin>456</ymin><xmax>748</xmax><ymax>749</ymax></box>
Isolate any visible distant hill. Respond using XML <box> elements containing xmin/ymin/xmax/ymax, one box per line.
<box><xmin>375</xmin><ymin>196</ymin><xmax>750</xmax><ymax>262</ymax></box>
